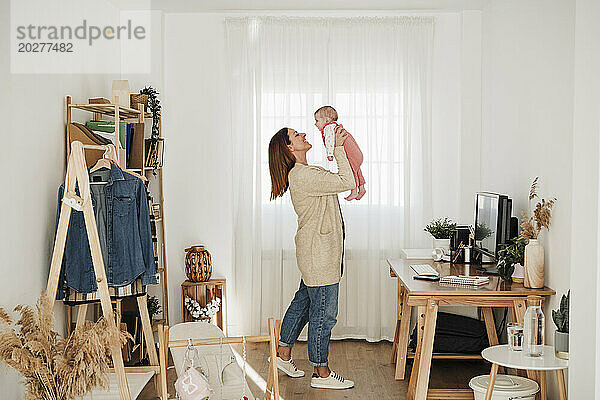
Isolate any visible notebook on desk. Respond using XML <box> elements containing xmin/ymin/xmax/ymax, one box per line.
<box><xmin>439</xmin><ymin>275</ymin><xmax>490</xmax><ymax>286</ymax></box>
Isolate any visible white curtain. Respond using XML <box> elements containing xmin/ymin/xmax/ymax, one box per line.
<box><xmin>226</xmin><ymin>16</ymin><xmax>435</xmax><ymax>340</ymax></box>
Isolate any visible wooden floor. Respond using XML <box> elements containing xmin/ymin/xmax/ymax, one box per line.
<box><xmin>140</xmin><ymin>340</ymin><xmax>488</xmax><ymax>399</ymax></box>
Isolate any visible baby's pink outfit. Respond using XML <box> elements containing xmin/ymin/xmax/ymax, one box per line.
<box><xmin>321</xmin><ymin>122</ymin><xmax>365</xmax><ymax>190</ymax></box>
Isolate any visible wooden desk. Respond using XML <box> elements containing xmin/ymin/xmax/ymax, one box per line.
<box><xmin>388</xmin><ymin>258</ymin><xmax>555</xmax><ymax>400</ymax></box>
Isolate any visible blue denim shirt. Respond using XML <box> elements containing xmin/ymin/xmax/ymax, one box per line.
<box><xmin>56</xmin><ymin>164</ymin><xmax>157</xmax><ymax>294</ymax></box>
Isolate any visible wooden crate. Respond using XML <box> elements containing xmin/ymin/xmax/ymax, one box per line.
<box><xmin>181</xmin><ymin>279</ymin><xmax>226</xmax><ymax>334</ymax></box>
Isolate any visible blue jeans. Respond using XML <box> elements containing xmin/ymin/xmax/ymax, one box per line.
<box><xmin>279</xmin><ymin>280</ymin><xmax>339</xmax><ymax>367</ymax></box>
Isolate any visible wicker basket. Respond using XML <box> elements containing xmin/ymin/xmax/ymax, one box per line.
<box><xmin>184</xmin><ymin>246</ymin><xmax>212</xmax><ymax>282</ymax></box>
<box><xmin>130</xmin><ymin>93</ymin><xmax>149</xmax><ymax>110</ymax></box>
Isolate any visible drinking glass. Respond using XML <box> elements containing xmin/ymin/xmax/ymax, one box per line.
<box><xmin>507</xmin><ymin>322</ymin><xmax>524</xmax><ymax>351</ymax></box>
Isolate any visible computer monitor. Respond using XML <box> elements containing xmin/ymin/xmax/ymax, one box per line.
<box><xmin>473</xmin><ymin>192</ymin><xmax>512</xmax><ymax>261</ymax></box>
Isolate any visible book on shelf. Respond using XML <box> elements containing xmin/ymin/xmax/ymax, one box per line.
<box><xmin>86</xmin><ymin>121</ymin><xmax>127</xmax><ymax>148</ymax></box>
<box><xmin>145</xmin><ymin>138</ymin><xmax>164</xmax><ymax>169</ymax></box>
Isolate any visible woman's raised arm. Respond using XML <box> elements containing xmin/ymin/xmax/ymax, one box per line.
<box><xmin>292</xmin><ymin>126</ymin><xmax>355</xmax><ymax>196</ymax></box>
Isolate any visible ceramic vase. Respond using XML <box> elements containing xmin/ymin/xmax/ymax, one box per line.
<box><xmin>554</xmin><ymin>331</ymin><xmax>569</xmax><ymax>360</ymax></box>
<box><xmin>524</xmin><ymin>239</ymin><xmax>544</xmax><ymax>288</ymax></box>
<box><xmin>185</xmin><ymin>245</ymin><xmax>212</xmax><ymax>282</ymax></box>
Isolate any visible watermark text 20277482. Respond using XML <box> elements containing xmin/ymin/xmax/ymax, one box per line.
<box><xmin>11</xmin><ymin>0</ymin><xmax>152</xmax><ymax>74</ymax></box>
<box><xmin>16</xmin><ymin>20</ymin><xmax>146</xmax><ymax>46</ymax></box>
<box><xmin>18</xmin><ymin>42</ymin><xmax>73</xmax><ymax>53</ymax></box>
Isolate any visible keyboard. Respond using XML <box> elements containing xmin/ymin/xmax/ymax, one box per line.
<box><xmin>410</xmin><ymin>264</ymin><xmax>439</xmax><ymax>277</ymax></box>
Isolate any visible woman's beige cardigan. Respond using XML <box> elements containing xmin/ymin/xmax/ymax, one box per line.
<box><xmin>288</xmin><ymin>146</ymin><xmax>356</xmax><ymax>287</ymax></box>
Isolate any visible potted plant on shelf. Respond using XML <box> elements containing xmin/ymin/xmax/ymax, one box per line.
<box><xmin>147</xmin><ymin>295</ymin><xmax>162</xmax><ymax>321</ymax></box>
<box><xmin>520</xmin><ymin>177</ymin><xmax>556</xmax><ymax>288</ymax></box>
<box><xmin>496</xmin><ymin>237</ymin><xmax>527</xmax><ymax>282</ymax></box>
<box><xmin>552</xmin><ymin>291</ymin><xmax>569</xmax><ymax>360</ymax></box>
<box><xmin>424</xmin><ymin>218</ymin><xmax>456</xmax><ymax>255</ymax></box>
<box><xmin>139</xmin><ymin>86</ymin><xmax>163</xmax><ymax>171</ymax></box>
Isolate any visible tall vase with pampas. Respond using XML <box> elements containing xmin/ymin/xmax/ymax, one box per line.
<box><xmin>0</xmin><ymin>292</ymin><xmax>130</xmax><ymax>400</ymax></box>
<box><xmin>520</xmin><ymin>177</ymin><xmax>556</xmax><ymax>289</ymax></box>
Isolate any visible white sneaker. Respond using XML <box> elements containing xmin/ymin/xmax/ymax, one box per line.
<box><xmin>268</xmin><ymin>356</ymin><xmax>305</xmax><ymax>378</ymax></box>
<box><xmin>310</xmin><ymin>370</ymin><xmax>354</xmax><ymax>389</ymax></box>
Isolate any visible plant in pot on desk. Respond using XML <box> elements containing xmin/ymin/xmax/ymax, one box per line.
<box><xmin>496</xmin><ymin>237</ymin><xmax>527</xmax><ymax>282</ymax></box>
<box><xmin>424</xmin><ymin>218</ymin><xmax>456</xmax><ymax>260</ymax></box>
<box><xmin>552</xmin><ymin>291</ymin><xmax>569</xmax><ymax>360</ymax></box>
<box><xmin>520</xmin><ymin>177</ymin><xmax>556</xmax><ymax>288</ymax></box>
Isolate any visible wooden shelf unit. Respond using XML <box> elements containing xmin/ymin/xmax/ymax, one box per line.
<box><xmin>70</xmin><ymin>103</ymin><xmax>152</xmax><ymax>119</ymax></box>
<box><xmin>147</xmin><ymin>117</ymin><xmax>168</xmax><ymax>324</ymax></box>
<box><xmin>65</xmin><ymin>95</ymin><xmax>170</xmax><ymax>326</ymax></box>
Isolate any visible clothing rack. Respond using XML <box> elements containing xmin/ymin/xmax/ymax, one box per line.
<box><xmin>46</xmin><ymin>141</ymin><xmax>163</xmax><ymax>400</ymax></box>
<box><xmin>157</xmin><ymin>318</ymin><xmax>282</xmax><ymax>400</ymax></box>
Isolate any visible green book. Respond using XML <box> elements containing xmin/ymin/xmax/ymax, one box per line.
<box><xmin>86</xmin><ymin>121</ymin><xmax>127</xmax><ymax>148</ymax></box>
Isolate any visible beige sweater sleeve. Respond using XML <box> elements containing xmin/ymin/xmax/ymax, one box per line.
<box><xmin>295</xmin><ymin>146</ymin><xmax>356</xmax><ymax>196</ymax></box>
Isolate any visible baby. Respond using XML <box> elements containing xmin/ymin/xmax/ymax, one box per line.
<box><xmin>314</xmin><ymin>106</ymin><xmax>366</xmax><ymax>201</ymax></box>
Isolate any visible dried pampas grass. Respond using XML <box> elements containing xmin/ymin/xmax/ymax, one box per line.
<box><xmin>0</xmin><ymin>292</ymin><xmax>130</xmax><ymax>400</ymax></box>
<box><xmin>520</xmin><ymin>177</ymin><xmax>556</xmax><ymax>240</ymax></box>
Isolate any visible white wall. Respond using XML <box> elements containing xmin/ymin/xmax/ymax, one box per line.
<box><xmin>162</xmin><ymin>13</ymin><xmax>235</xmax><ymax>328</ymax></box>
<box><xmin>458</xmin><ymin>10</ymin><xmax>482</xmax><ymax>222</ymax></box>
<box><xmin>0</xmin><ymin>4</ymin><xmax>163</xmax><ymax>397</ymax></box>
<box><xmin>480</xmin><ymin>0</ymin><xmax>575</xmax><ymax>397</ymax></box>
<box><xmin>570</xmin><ymin>0</ymin><xmax>600</xmax><ymax>397</ymax></box>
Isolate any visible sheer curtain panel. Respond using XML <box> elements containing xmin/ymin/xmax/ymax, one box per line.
<box><xmin>226</xmin><ymin>17</ymin><xmax>435</xmax><ymax>340</ymax></box>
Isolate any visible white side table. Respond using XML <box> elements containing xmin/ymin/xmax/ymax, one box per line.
<box><xmin>482</xmin><ymin>345</ymin><xmax>568</xmax><ymax>400</ymax></box>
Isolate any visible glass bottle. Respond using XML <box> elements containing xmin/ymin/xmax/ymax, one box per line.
<box><xmin>523</xmin><ymin>296</ymin><xmax>545</xmax><ymax>357</ymax></box>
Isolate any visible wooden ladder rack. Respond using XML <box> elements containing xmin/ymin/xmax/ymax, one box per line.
<box><xmin>47</xmin><ymin>141</ymin><xmax>163</xmax><ymax>399</ymax></box>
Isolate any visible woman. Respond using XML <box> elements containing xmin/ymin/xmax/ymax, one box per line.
<box><xmin>268</xmin><ymin>125</ymin><xmax>355</xmax><ymax>390</ymax></box>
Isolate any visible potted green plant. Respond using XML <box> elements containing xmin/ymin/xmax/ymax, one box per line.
<box><xmin>496</xmin><ymin>237</ymin><xmax>527</xmax><ymax>282</ymax></box>
<box><xmin>552</xmin><ymin>291</ymin><xmax>569</xmax><ymax>360</ymax></box>
<box><xmin>424</xmin><ymin>218</ymin><xmax>456</xmax><ymax>254</ymax></box>
<box><xmin>147</xmin><ymin>295</ymin><xmax>162</xmax><ymax>320</ymax></box>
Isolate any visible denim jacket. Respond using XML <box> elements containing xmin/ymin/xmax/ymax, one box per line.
<box><xmin>56</xmin><ymin>163</ymin><xmax>157</xmax><ymax>295</ymax></box>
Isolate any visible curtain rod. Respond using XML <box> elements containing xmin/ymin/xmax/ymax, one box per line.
<box><xmin>165</xmin><ymin>10</ymin><xmax>472</xmax><ymax>17</ymax></box>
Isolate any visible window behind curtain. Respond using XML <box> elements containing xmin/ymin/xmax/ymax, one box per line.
<box><xmin>260</xmin><ymin>91</ymin><xmax>405</xmax><ymax>207</ymax></box>
<box><xmin>227</xmin><ymin>16</ymin><xmax>435</xmax><ymax>338</ymax></box>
